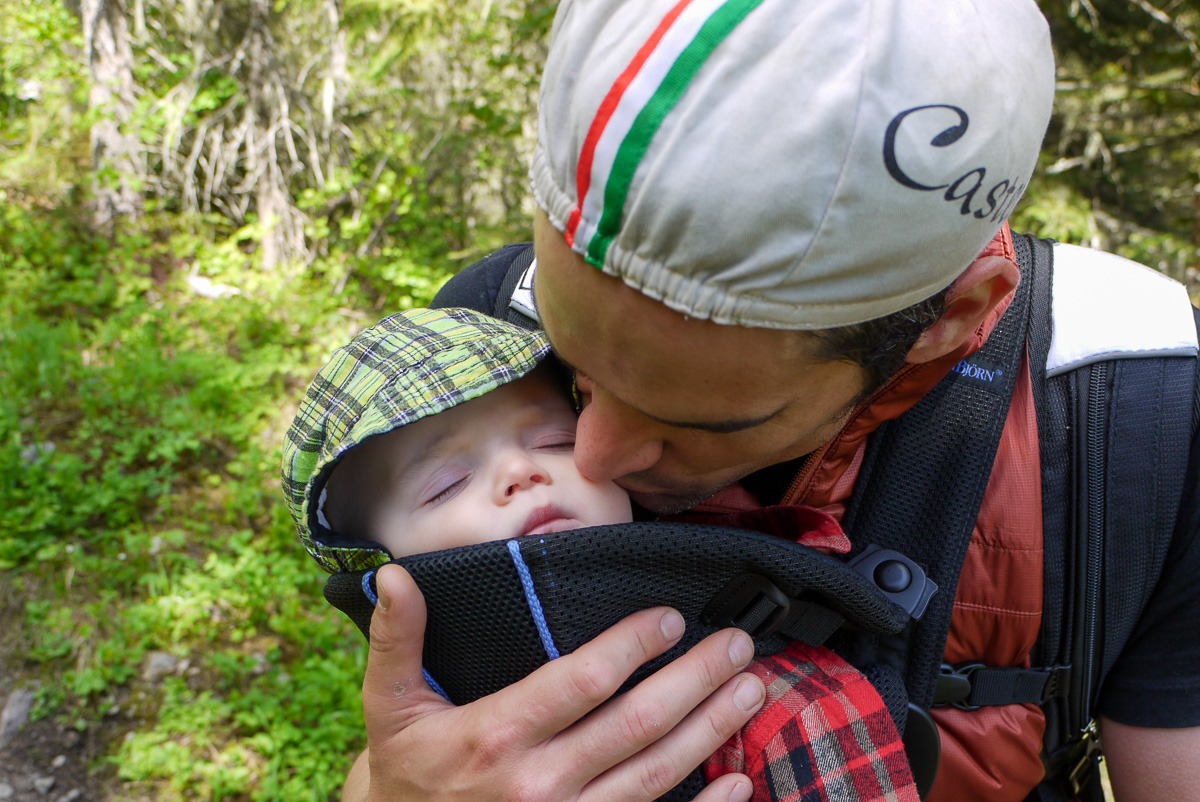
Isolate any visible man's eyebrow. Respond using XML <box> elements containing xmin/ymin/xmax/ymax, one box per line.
<box><xmin>550</xmin><ymin>349</ymin><xmax>784</xmax><ymax>434</ymax></box>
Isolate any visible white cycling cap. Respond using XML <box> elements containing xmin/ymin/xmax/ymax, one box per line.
<box><xmin>531</xmin><ymin>0</ymin><xmax>1056</xmax><ymax>329</ymax></box>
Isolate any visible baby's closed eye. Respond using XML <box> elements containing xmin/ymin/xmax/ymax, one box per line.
<box><xmin>420</xmin><ymin>469</ymin><xmax>469</xmax><ymax>506</ymax></box>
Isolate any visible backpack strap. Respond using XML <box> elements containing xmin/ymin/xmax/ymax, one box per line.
<box><xmin>491</xmin><ymin>243</ymin><xmax>539</xmax><ymax>329</ymax></box>
<box><xmin>430</xmin><ymin>242</ymin><xmax>540</xmax><ymax>329</ymax></box>
<box><xmin>1025</xmin><ymin>239</ymin><xmax>1200</xmax><ymax>801</ymax></box>
<box><xmin>836</xmin><ymin>238</ymin><xmax>1037</xmax><ymax>795</ymax></box>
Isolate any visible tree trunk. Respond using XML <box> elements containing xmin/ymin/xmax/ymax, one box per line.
<box><xmin>244</xmin><ymin>0</ymin><xmax>305</xmax><ymax>269</ymax></box>
<box><xmin>82</xmin><ymin>0</ymin><xmax>142</xmax><ymax>232</ymax></box>
<box><xmin>322</xmin><ymin>0</ymin><xmax>347</xmax><ymax>183</ymax></box>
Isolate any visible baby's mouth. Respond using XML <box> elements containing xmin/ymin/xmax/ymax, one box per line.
<box><xmin>519</xmin><ymin>504</ymin><xmax>574</xmax><ymax>537</ymax></box>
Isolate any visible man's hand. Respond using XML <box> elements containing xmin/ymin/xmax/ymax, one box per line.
<box><xmin>344</xmin><ymin>563</ymin><xmax>766</xmax><ymax>802</ymax></box>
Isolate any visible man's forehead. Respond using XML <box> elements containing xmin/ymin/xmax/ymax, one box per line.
<box><xmin>532</xmin><ymin>226</ymin><xmax>813</xmax><ymax>428</ymax></box>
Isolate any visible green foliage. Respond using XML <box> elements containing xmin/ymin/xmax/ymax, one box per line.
<box><xmin>0</xmin><ymin>192</ymin><xmax>376</xmax><ymax>799</ymax></box>
<box><xmin>1030</xmin><ymin>1</ymin><xmax>1199</xmax><ymax>287</ymax></box>
<box><xmin>0</xmin><ymin>0</ymin><xmax>89</xmax><ymax>190</ymax></box>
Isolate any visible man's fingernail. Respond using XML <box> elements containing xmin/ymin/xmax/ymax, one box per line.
<box><xmin>660</xmin><ymin>610</ymin><xmax>684</xmax><ymax>642</ymax></box>
<box><xmin>728</xmin><ymin>632</ymin><xmax>753</xmax><ymax>667</ymax></box>
<box><xmin>733</xmin><ymin>678</ymin><xmax>764</xmax><ymax>713</ymax></box>
<box><xmin>377</xmin><ymin>579</ymin><xmax>391</xmax><ymax>612</ymax></box>
<box><xmin>728</xmin><ymin>777</ymin><xmax>753</xmax><ymax>802</ymax></box>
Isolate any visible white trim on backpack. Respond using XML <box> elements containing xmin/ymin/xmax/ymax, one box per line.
<box><xmin>1046</xmin><ymin>243</ymin><xmax>1198</xmax><ymax>377</ymax></box>
<box><xmin>509</xmin><ymin>261</ymin><xmax>540</xmax><ymax>323</ymax></box>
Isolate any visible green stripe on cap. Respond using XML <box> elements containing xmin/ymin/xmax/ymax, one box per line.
<box><xmin>583</xmin><ymin>0</ymin><xmax>766</xmax><ymax>267</ymax></box>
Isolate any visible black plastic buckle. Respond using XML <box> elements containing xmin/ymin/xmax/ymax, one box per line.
<box><xmin>848</xmin><ymin>544</ymin><xmax>938</xmax><ymax>620</ymax></box>
<box><xmin>703</xmin><ymin>573</ymin><xmax>792</xmax><ymax>638</ymax></box>
<box><xmin>933</xmin><ymin>662</ymin><xmax>986</xmax><ymax>710</ymax></box>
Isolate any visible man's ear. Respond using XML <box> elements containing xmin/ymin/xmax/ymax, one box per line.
<box><xmin>905</xmin><ymin>255</ymin><xmax>1019</xmax><ymax>365</ymax></box>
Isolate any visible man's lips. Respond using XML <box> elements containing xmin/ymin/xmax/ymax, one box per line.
<box><xmin>618</xmin><ymin>480</ymin><xmax>723</xmax><ymax>515</ymax></box>
<box><xmin>618</xmin><ymin>479</ymin><xmax>707</xmax><ymax>503</ymax></box>
<box><xmin>520</xmin><ymin>504</ymin><xmax>575</xmax><ymax>537</ymax></box>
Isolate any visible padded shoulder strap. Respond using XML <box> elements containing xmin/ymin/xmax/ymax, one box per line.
<box><xmin>840</xmin><ymin>243</ymin><xmax>1035</xmax><ymax>712</ymax></box>
<box><xmin>492</xmin><ymin>243</ymin><xmax>539</xmax><ymax>329</ymax></box>
<box><xmin>1044</xmin><ymin>243</ymin><xmax>1198</xmax><ymax>375</ymax></box>
<box><xmin>1030</xmin><ymin>239</ymin><xmax>1199</xmax><ymax>799</ymax></box>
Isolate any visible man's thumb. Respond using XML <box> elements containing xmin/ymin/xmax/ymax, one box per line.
<box><xmin>362</xmin><ymin>563</ymin><xmax>446</xmax><ymax>734</ymax></box>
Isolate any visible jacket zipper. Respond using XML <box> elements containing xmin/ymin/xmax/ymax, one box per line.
<box><xmin>1076</xmin><ymin>362</ymin><xmax>1108</xmax><ymax>733</ymax></box>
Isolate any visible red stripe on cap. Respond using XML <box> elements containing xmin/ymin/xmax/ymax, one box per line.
<box><xmin>564</xmin><ymin>0</ymin><xmax>697</xmax><ymax>246</ymax></box>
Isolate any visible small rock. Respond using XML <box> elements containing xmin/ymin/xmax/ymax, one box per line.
<box><xmin>33</xmin><ymin>776</ymin><xmax>56</xmax><ymax>794</ymax></box>
<box><xmin>142</xmin><ymin>651</ymin><xmax>181</xmax><ymax>683</ymax></box>
<box><xmin>20</xmin><ymin>442</ymin><xmax>56</xmax><ymax>465</ymax></box>
<box><xmin>0</xmin><ymin>781</ymin><xmax>14</xmax><ymax>799</ymax></box>
<box><xmin>0</xmin><ymin>687</ymin><xmax>36</xmax><ymax>748</ymax></box>
<box><xmin>51</xmin><ymin>754</ymin><xmax>67</xmax><ymax>769</ymax></box>
<box><xmin>56</xmin><ymin>791</ymin><xmax>82</xmax><ymax>802</ymax></box>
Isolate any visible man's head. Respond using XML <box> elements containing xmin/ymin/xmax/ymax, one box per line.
<box><xmin>532</xmin><ymin>0</ymin><xmax>1054</xmax><ymax>330</ymax></box>
<box><xmin>282</xmin><ymin>307</ymin><xmax>627</xmax><ymax>574</ymax></box>
<box><xmin>323</xmin><ymin>366</ymin><xmax>632</xmax><ymax>558</ymax></box>
<box><xmin>529</xmin><ymin>0</ymin><xmax>1054</xmax><ymax>511</ymax></box>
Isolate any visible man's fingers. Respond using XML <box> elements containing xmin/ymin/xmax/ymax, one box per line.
<box><xmin>490</xmin><ymin>606</ymin><xmax>689</xmax><ymax>743</ymax></box>
<box><xmin>693</xmin><ymin>774</ymin><xmax>754</xmax><ymax>802</ymax></box>
<box><xmin>361</xmin><ymin>564</ymin><xmax>449</xmax><ymax>741</ymax></box>
<box><xmin>574</xmin><ymin>629</ymin><xmax>765</xmax><ymax>800</ymax></box>
<box><xmin>585</xmin><ymin>672</ymin><xmax>764</xmax><ymax>801</ymax></box>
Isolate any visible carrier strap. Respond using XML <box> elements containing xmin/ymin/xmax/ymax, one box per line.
<box><xmin>933</xmin><ymin>663</ymin><xmax>1071</xmax><ymax>709</ymax></box>
<box><xmin>837</xmin><ymin>240</ymin><xmax>1036</xmax><ymax>795</ymax></box>
<box><xmin>841</xmin><ymin>243</ymin><xmax>1035</xmax><ymax>708</ymax></box>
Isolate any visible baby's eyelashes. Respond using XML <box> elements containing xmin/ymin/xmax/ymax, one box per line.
<box><xmin>420</xmin><ymin>471</ymin><xmax>468</xmax><ymax>506</ymax></box>
<box><xmin>531</xmin><ymin>436</ymin><xmax>576</xmax><ymax>451</ymax></box>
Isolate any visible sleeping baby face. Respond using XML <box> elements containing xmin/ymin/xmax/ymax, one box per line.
<box><xmin>325</xmin><ymin>368</ymin><xmax>632</xmax><ymax>558</ymax></box>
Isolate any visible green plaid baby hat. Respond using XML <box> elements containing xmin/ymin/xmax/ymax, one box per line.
<box><xmin>281</xmin><ymin>307</ymin><xmax>552</xmax><ymax>574</ymax></box>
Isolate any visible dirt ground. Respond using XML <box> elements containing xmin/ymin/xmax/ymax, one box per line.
<box><xmin>0</xmin><ymin>584</ymin><xmax>129</xmax><ymax>801</ymax></box>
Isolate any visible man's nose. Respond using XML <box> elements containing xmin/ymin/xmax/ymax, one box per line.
<box><xmin>573</xmin><ymin>398</ymin><xmax>663</xmax><ymax>483</ymax></box>
<box><xmin>494</xmin><ymin>453</ymin><xmax>550</xmax><ymax>502</ymax></box>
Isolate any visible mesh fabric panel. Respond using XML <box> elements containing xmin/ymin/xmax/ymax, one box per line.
<box><xmin>520</xmin><ymin>523</ymin><xmax>904</xmax><ymax>689</ymax></box>
<box><xmin>326</xmin><ymin>522</ymin><xmax>909</xmax><ymax>706</ymax></box>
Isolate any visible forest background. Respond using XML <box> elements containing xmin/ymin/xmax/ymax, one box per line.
<box><xmin>0</xmin><ymin>0</ymin><xmax>1197</xmax><ymax>799</ymax></box>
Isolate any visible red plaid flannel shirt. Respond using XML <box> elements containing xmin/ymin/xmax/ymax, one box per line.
<box><xmin>704</xmin><ymin>643</ymin><xmax>919</xmax><ymax>802</ymax></box>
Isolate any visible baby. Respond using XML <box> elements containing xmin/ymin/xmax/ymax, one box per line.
<box><xmin>320</xmin><ymin>352</ymin><xmax>631</xmax><ymax>560</ymax></box>
<box><xmin>280</xmin><ymin>306</ymin><xmax>629</xmax><ymax>574</ymax></box>
<box><xmin>281</xmin><ymin>306</ymin><xmax>918</xmax><ymax>802</ymax></box>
